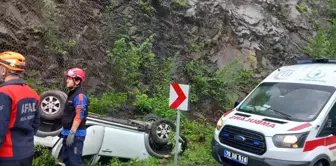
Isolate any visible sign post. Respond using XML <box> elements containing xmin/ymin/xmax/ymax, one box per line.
<box><xmin>169</xmin><ymin>83</ymin><xmax>190</xmax><ymax>166</ymax></box>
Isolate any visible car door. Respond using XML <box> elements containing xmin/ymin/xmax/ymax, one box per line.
<box><xmin>98</xmin><ymin>125</ymin><xmax>148</xmax><ymax>159</ymax></box>
<box><xmin>82</xmin><ymin>125</ymin><xmax>105</xmax><ymax>156</ymax></box>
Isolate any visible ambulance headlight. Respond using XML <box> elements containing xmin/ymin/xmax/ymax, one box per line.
<box><xmin>216</xmin><ymin>110</ymin><xmax>232</xmax><ymax>131</ymax></box>
<box><xmin>216</xmin><ymin>118</ymin><xmax>223</xmax><ymax>130</ymax></box>
<box><xmin>272</xmin><ymin>132</ymin><xmax>309</xmax><ymax>148</ymax></box>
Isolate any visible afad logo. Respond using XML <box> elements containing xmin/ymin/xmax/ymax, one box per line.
<box><xmin>307</xmin><ymin>69</ymin><xmax>326</xmax><ymax>79</ymax></box>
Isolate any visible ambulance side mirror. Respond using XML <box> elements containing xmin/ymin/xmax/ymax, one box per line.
<box><xmin>332</xmin><ymin>128</ymin><xmax>336</xmax><ymax>135</ymax></box>
<box><xmin>328</xmin><ymin>119</ymin><xmax>336</xmax><ymax>135</ymax></box>
<box><xmin>234</xmin><ymin>100</ymin><xmax>241</xmax><ymax>108</ymax></box>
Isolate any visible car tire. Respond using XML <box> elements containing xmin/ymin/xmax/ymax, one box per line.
<box><xmin>35</xmin><ymin>127</ymin><xmax>62</xmax><ymax>137</ymax></box>
<box><xmin>150</xmin><ymin>119</ymin><xmax>176</xmax><ymax>145</ymax></box>
<box><xmin>143</xmin><ymin>113</ymin><xmax>161</xmax><ymax>123</ymax></box>
<box><xmin>59</xmin><ymin>90</ymin><xmax>68</xmax><ymax>100</ymax></box>
<box><xmin>144</xmin><ymin>132</ymin><xmax>188</xmax><ymax>159</ymax></box>
<box><xmin>179</xmin><ymin>135</ymin><xmax>188</xmax><ymax>155</ymax></box>
<box><xmin>39</xmin><ymin>90</ymin><xmax>67</xmax><ymax>120</ymax></box>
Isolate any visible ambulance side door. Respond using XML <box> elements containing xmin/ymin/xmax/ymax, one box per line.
<box><xmin>317</xmin><ymin>103</ymin><xmax>336</xmax><ymax>158</ymax></box>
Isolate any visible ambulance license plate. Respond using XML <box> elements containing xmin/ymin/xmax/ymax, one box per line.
<box><xmin>224</xmin><ymin>149</ymin><xmax>248</xmax><ymax>165</ymax></box>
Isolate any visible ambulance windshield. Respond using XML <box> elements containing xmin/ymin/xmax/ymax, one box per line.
<box><xmin>237</xmin><ymin>82</ymin><xmax>335</xmax><ymax>122</ymax></box>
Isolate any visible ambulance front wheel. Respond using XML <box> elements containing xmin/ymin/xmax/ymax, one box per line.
<box><xmin>312</xmin><ymin>159</ymin><xmax>328</xmax><ymax>166</ymax></box>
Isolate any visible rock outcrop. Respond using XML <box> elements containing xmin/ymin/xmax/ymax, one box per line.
<box><xmin>0</xmin><ymin>0</ymin><xmax>321</xmax><ymax>121</ymax></box>
<box><xmin>0</xmin><ymin>0</ymin><xmax>316</xmax><ymax>89</ymax></box>
<box><xmin>106</xmin><ymin>0</ymin><xmax>315</xmax><ymax>80</ymax></box>
<box><xmin>0</xmin><ymin>0</ymin><xmax>109</xmax><ymax>92</ymax></box>
<box><xmin>203</xmin><ymin>0</ymin><xmax>314</xmax><ymax>74</ymax></box>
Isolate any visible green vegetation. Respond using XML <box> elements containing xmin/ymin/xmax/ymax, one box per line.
<box><xmin>33</xmin><ymin>145</ymin><xmax>59</xmax><ymax>166</ymax></box>
<box><xmin>185</xmin><ymin>59</ymin><xmax>257</xmax><ymax>111</ymax></box>
<box><xmin>32</xmin><ymin>1</ymin><xmax>257</xmax><ymax>164</ymax></box>
<box><xmin>304</xmin><ymin>1</ymin><xmax>336</xmax><ymax>58</ymax></box>
<box><xmin>295</xmin><ymin>0</ymin><xmax>321</xmax><ymax>29</ymax></box>
<box><xmin>88</xmin><ymin>92</ymin><xmax>128</xmax><ymax>115</ymax></box>
<box><xmin>139</xmin><ymin>0</ymin><xmax>156</xmax><ymax>15</ymax></box>
<box><xmin>327</xmin><ymin>0</ymin><xmax>336</xmax><ymax>17</ymax></box>
<box><xmin>33</xmin><ymin>0</ymin><xmax>336</xmax><ymax>165</ymax></box>
<box><xmin>171</xmin><ymin>0</ymin><xmax>189</xmax><ymax>10</ymax></box>
<box><xmin>32</xmin><ymin>32</ymin><xmax>255</xmax><ymax>165</ymax></box>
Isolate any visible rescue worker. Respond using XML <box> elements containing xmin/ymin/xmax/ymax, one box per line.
<box><xmin>60</xmin><ymin>67</ymin><xmax>89</xmax><ymax>166</ymax></box>
<box><xmin>0</xmin><ymin>51</ymin><xmax>40</xmax><ymax>166</ymax></box>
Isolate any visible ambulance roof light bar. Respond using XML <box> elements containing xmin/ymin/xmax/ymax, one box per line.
<box><xmin>296</xmin><ymin>58</ymin><xmax>336</xmax><ymax>64</ymax></box>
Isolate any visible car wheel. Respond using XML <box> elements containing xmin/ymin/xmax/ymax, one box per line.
<box><xmin>36</xmin><ymin>127</ymin><xmax>62</xmax><ymax>137</ymax></box>
<box><xmin>39</xmin><ymin>90</ymin><xmax>67</xmax><ymax>120</ymax></box>
<box><xmin>35</xmin><ymin>117</ymin><xmax>63</xmax><ymax>137</ymax></box>
<box><xmin>143</xmin><ymin>113</ymin><xmax>161</xmax><ymax>123</ymax></box>
<box><xmin>150</xmin><ymin>119</ymin><xmax>175</xmax><ymax>145</ymax></box>
<box><xmin>179</xmin><ymin>135</ymin><xmax>188</xmax><ymax>155</ymax></box>
<box><xmin>144</xmin><ymin>133</ymin><xmax>188</xmax><ymax>158</ymax></box>
<box><xmin>59</xmin><ymin>90</ymin><xmax>68</xmax><ymax>100</ymax></box>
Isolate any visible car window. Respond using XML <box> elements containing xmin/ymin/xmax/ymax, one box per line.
<box><xmin>238</xmin><ymin>82</ymin><xmax>335</xmax><ymax>121</ymax></box>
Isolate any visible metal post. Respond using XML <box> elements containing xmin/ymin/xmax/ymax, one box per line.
<box><xmin>174</xmin><ymin>109</ymin><xmax>180</xmax><ymax>166</ymax></box>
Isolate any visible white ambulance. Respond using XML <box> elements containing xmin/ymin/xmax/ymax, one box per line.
<box><xmin>211</xmin><ymin>59</ymin><xmax>336</xmax><ymax>166</ymax></box>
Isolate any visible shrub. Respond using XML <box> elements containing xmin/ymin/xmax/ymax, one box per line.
<box><xmin>33</xmin><ymin>145</ymin><xmax>59</xmax><ymax>166</ymax></box>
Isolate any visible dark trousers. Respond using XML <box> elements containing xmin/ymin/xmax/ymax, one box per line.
<box><xmin>0</xmin><ymin>155</ymin><xmax>33</xmax><ymax>166</ymax></box>
<box><xmin>61</xmin><ymin>136</ymin><xmax>85</xmax><ymax>166</ymax></box>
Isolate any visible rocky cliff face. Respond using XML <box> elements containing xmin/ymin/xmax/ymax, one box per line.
<box><xmin>0</xmin><ymin>0</ymin><xmax>109</xmax><ymax>92</ymax></box>
<box><xmin>0</xmin><ymin>0</ymin><xmax>315</xmax><ymax>87</ymax></box>
<box><xmin>0</xmin><ymin>0</ymin><xmax>319</xmax><ymax>117</ymax></box>
<box><xmin>99</xmin><ymin>0</ymin><xmax>317</xmax><ymax>83</ymax></box>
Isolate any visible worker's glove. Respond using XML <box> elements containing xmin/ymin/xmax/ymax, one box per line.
<box><xmin>66</xmin><ymin>131</ymin><xmax>75</xmax><ymax>147</ymax></box>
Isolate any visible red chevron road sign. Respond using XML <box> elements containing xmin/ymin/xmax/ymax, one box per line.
<box><xmin>169</xmin><ymin>83</ymin><xmax>190</xmax><ymax>111</ymax></box>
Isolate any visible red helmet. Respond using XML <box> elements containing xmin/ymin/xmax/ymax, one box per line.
<box><xmin>65</xmin><ymin>68</ymin><xmax>86</xmax><ymax>82</ymax></box>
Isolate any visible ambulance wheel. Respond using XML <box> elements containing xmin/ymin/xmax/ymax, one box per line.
<box><xmin>39</xmin><ymin>90</ymin><xmax>67</xmax><ymax>120</ymax></box>
<box><xmin>313</xmin><ymin>159</ymin><xmax>328</xmax><ymax>166</ymax></box>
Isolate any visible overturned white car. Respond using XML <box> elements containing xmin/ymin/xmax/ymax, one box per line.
<box><xmin>34</xmin><ymin>90</ymin><xmax>187</xmax><ymax>165</ymax></box>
